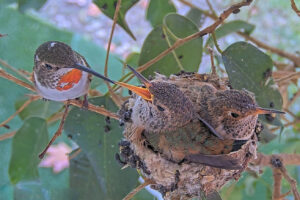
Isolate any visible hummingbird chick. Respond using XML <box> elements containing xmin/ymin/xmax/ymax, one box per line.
<box><xmin>203</xmin><ymin>89</ymin><xmax>284</xmax><ymax>140</ymax></box>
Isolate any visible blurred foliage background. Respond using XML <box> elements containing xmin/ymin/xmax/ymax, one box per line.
<box><xmin>0</xmin><ymin>0</ymin><xmax>300</xmax><ymax>200</ymax></box>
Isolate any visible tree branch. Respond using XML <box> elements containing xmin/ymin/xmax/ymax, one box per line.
<box><xmin>291</xmin><ymin>0</ymin><xmax>300</xmax><ymax>17</ymax></box>
<box><xmin>0</xmin><ymin>69</ymin><xmax>35</xmax><ymax>91</ymax></box>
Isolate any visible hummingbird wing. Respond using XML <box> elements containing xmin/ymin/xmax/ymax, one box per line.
<box><xmin>184</xmin><ymin>153</ymin><xmax>242</xmax><ymax>170</ymax></box>
<box><xmin>196</xmin><ymin>115</ymin><xmax>224</xmax><ymax>140</ymax></box>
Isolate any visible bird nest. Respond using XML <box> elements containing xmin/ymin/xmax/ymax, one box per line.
<box><xmin>117</xmin><ymin>72</ymin><xmax>260</xmax><ymax>199</ymax></box>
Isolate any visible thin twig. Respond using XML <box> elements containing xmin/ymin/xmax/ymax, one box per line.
<box><xmin>205</xmin><ymin>0</ymin><xmax>218</xmax><ymax>18</ymax></box>
<box><xmin>288</xmin><ymin>89</ymin><xmax>300</xmax><ymax>107</ymax></box>
<box><xmin>39</xmin><ymin>102</ymin><xmax>71</xmax><ymax>159</ymax></box>
<box><xmin>280</xmin><ymin>166</ymin><xmax>300</xmax><ymax>200</ymax></box>
<box><xmin>283</xmin><ymin>108</ymin><xmax>297</xmax><ymax>119</ymax></box>
<box><xmin>0</xmin><ymin>131</ymin><xmax>16</xmax><ymax>141</ymax></box>
<box><xmin>0</xmin><ymin>69</ymin><xmax>35</xmax><ymax>91</ymax></box>
<box><xmin>69</xmin><ymin>99</ymin><xmax>119</xmax><ymax>120</ymax></box>
<box><xmin>291</xmin><ymin>0</ymin><xmax>300</xmax><ymax>17</ymax></box>
<box><xmin>103</xmin><ymin>0</ymin><xmax>123</xmax><ymax>108</ymax></box>
<box><xmin>0</xmin><ymin>58</ymin><xmax>32</xmax><ymax>82</ymax></box>
<box><xmin>178</xmin><ymin>0</ymin><xmax>216</xmax><ymax>19</ymax></box>
<box><xmin>47</xmin><ymin>111</ymin><xmax>64</xmax><ymax>124</ymax></box>
<box><xmin>275</xmin><ymin>71</ymin><xmax>300</xmax><ymax>84</ymax></box>
<box><xmin>122</xmin><ymin>179</ymin><xmax>155</xmax><ymax>200</ymax></box>
<box><xmin>0</xmin><ymin>95</ymin><xmax>40</xmax><ymax>127</ymax></box>
<box><xmin>283</xmin><ymin>118</ymin><xmax>300</xmax><ymax>128</ymax></box>
<box><xmin>207</xmin><ymin>47</ymin><xmax>216</xmax><ymax>75</ymax></box>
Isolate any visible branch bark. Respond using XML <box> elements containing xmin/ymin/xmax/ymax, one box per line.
<box><xmin>291</xmin><ymin>0</ymin><xmax>300</xmax><ymax>17</ymax></box>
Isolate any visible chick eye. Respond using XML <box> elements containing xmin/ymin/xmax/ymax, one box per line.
<box><xmin>157</xmin><ymin>105</ymin><xmax>165</xmax><ymax>111</ymax></box>
<box><xmin>231</xmin><ymin>112</ymin><xmax>239</xmax><ymax>118</ymax></box>
<box><xmin>45</xmin><ymin>64</ymin><xmax>53</xmax><ymax>70</ymax></box>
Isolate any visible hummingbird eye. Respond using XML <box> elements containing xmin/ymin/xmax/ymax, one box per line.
<box><xmin>230</xmin><ymin>112</ymin><xmax>239</xmax><ymax>118</ymax></box>
<box><xmin>157</xmin><ymin>105</ymin><xmax>165</xmax><ymax>112</ymax></box>
<box><xmin>45</xmin><ymin>64</ymin><xmax>53</xmax><ymax>70</ymax></box>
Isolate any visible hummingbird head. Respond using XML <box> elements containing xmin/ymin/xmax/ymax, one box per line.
<box><xmin>34</xmin><ymin>41</ymin><xmax>77</xmax><ymax>67</ymax></box>
<box><xmin>208</xmin><ymin>89</ymin><xmax>284</xmax><ymax>140</ymax></box>
<box><xmin>123</xmin><ymin>65</ymin><xmax>197</xmax><ymax>132</ymax></box>
<box><xmin>131</xmin><ymin>80</ymin><xmax>196</xmax><ymax>133</ymax></box>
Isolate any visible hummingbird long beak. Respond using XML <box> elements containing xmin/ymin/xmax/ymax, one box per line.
<box><xmin>68</xmin><ymin>64</ymin><xmax>153</xmax><ymax>101</ymax></box>
<box><xmin>253</xmin><ymin>107</ymin><xmax>285</xmax><ymax>115</ymax></box>
<box><xmin>125</xmin><ymin>64</ymin><xmax>152</xmax><ymax>88</ymax></box>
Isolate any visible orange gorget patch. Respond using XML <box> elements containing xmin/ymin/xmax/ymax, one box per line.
<box><xmin>56</xmin><ymin>69</ymin><xmax>82</xmax><ymax>91</ymax></box>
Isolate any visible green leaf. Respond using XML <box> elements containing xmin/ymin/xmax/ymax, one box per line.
<box><xmin>9</xmin><ymin>117</ymin><xmax>48</xmax><ymax>184</ymax></box>
<box><xmin>69</xmin><ymin>151</ymin><xmax>106</xmax><ymax>199</ymax></box>
<box><xmin>131</xmin><ymin>188</ymin><xmax>157</xmax><ymax>200</ymax></box>
<box><xmin>14</xmin><ymin>181</ymin><xmax>50</xmax><ymax>200</ymax></box>
<box><xmin>125</xmin><ymin>52</ymin><xmax>140</xmax><ymax>68</ymax></box>
<box><xmin>259</xmin><ymin>124</ymin><xmax>277</xmax><ymax>143</ymax></box>
<box><xmin>222</xmin><ymin>42</ymin><xmax>283</xmax><ymax>126</ymax></box>
<box><xmin>186</xmin><ymin>8</ymin><xmax>205</xmax><ymax>27</ymax></box>
<box><xmin>15</xmin><ymin>98</ymin><xmax>63</xmax><ymax>121</ymax></box>
<box><xmin>146</xmin><ymin>0</ymin><xmax>176</xmax><ymax>27</ymax></box>
<box><xmin>93</xmin><ymin>0</ymin><xmax>138</xmax><ymax>40</ymax></box>
<box><xmin>18</xmin><ymin>0</ymin><xmax>46</xmax><ymax>12</ymax></box>
<box><xmin>64</xmin><ymin>96</ymin><xmax>139</xmax><ymax>199</ymax></box>
<box><xmin>139</xmin><ymin>13</ymin><xmax>203</xmax><ymax>77</ymax></box>
<box><xmin>206</xmin><ymin>20</ymin><xmax>255</xmax><ymax>47</ymax></box>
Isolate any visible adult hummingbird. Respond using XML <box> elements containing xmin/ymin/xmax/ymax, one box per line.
<box><xmin>33</xmin><ymin>41</ymin><xmax>123</xmax><ymax>158</ymax></box>
<box><xmin>33</xmin><ymin>41</ymin><xmax>93</xmax><ymax>103</ymax></box>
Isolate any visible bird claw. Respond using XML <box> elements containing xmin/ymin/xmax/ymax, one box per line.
<box><xmin>81</xmin><ymin>95</ymin><xmax>89</xmax><ymax>109</ymax></box>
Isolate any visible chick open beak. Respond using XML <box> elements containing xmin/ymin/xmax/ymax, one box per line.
<box><xmin>252</xmin><ymin>107</ymin><xmax>285</xmax><ymax>115</ymax></box>
<box><xmin>69</xmin><ymin>63</ymin><xmax>153</xmax><ymax>101</ymax></box>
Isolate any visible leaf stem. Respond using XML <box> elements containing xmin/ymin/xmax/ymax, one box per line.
<box><xmin>162</xmin><ymin>26</ymin><xmax>184</xmax><ymax>70</ymax></box>
<box><xmin>103</xmin><ymin>0</ymin><xmax>123</xmax><ymax>107</ymax></box>
<box><xmin>211</xmin><ymin>32</ymin><xmax>223</xmax><ymax>54</ymax></box>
